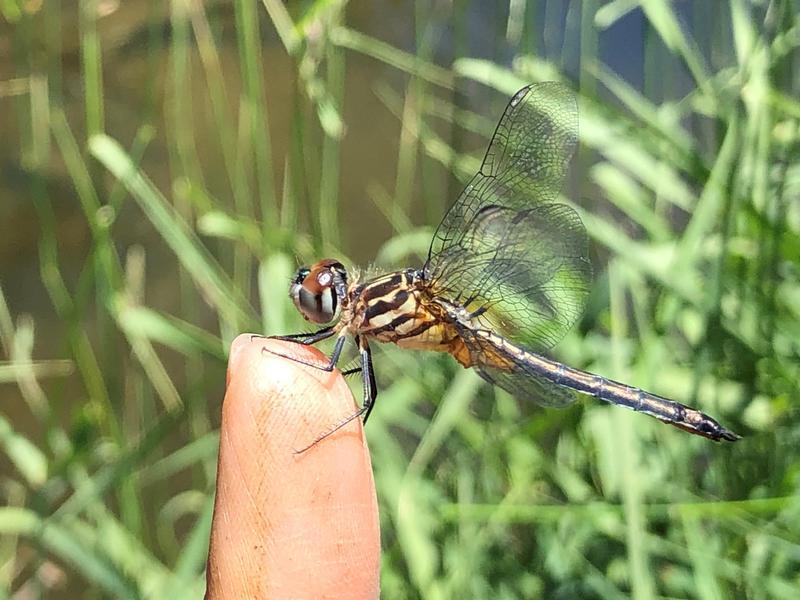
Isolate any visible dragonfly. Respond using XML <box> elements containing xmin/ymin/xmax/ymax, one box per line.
<box><xmin>270</xmin><ymin>82</ymin><xmax>740</xmax><ymax>447</ymax></box>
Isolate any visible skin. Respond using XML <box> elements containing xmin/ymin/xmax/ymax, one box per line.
<box><xmin>205</xmin><ymin>335</ymin><xmax>380</xmax><ymax>599</ymax></box>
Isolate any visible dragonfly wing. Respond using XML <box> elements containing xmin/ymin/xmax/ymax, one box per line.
<box><xmin>457</xmin><ymin>325</ymin><xmax>577</xmax><ymax>408</ymax></box>
<box><xmin>476</xmin><ymin>364</ymin><xmax>578</xmax><ymax>408</ymax></box>
<box><xmin>427</xmin><ymin>82</ymin><xmax>578</xmax><ymax>261</ymax></box>
<box><xmin>424</xmin><ymin>83</ymin><xmax>589</xmax><ymax>351</ymax></box>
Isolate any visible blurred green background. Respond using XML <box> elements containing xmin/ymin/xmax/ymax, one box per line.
<box><xmin>1</xmin><ymin>1</ymin><xmax>799</xmax><ymax>598</ymax></box>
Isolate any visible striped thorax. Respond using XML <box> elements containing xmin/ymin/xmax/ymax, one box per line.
<box><xmin>349</xmin><ymin>269</ymin><xmax>460</xmax><ymax>351</ymax></box>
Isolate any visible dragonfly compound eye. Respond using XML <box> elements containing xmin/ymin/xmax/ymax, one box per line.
<box><xmin>289</xmin><ymin>262</ymin><xmax>343</xmax><ymax>324</ymax></box>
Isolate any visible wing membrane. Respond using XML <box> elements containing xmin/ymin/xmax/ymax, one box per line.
<box><xmin>456</xmin><ymin>325</ymin><xmax>577</xmax><ymax>408</ymax></box>
<box><xmin>424</xmin><ymin>82</ymin><xmax>590</xmax><ymax>352</ymax></box>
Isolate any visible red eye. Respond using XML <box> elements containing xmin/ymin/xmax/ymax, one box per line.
<box><xmin>289</xmin><ymin>260</ymin><xmax>347</xmax><ymax>324</ymax></box>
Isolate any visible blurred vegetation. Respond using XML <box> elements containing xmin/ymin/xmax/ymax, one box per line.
<box><xmin>1</xmin><ymin>0</ymin><xmax>799</xmax><ymax>598</ymax></box>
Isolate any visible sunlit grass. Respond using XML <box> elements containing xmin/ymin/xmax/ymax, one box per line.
<box><xmin>1</xmin><ymin>0</ymin><xmax>799</xmax><ymax>598</ymax></box>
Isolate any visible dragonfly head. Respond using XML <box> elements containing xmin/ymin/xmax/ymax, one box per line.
<box><xmin>289</xmin><ymin>259</ymin><xmax>348</xmax><ymax>324</ymax></box>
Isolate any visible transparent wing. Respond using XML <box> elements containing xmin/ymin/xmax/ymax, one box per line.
<box><xmin>456</xmin><ymin>325</ymin><xmax>577</xmax><ymax>408</ymax></box>
<box><xmin>424</xmin><ymin>83</ymin><xmax>590</xmax><ymax>352</ymax></box>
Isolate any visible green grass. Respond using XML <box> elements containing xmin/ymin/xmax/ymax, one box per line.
<box><xmin>1</xmin><ymin>1</ymin><xmax>799</xmax><ymax>598</ymax></box>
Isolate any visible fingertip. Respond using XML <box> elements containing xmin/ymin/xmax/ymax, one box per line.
<box><xmin>208</xmin><ymin>336</ymin><xmax>380</xmax><ymax>598</ymax></box>
<box><xmin>226</xmin><ymin>333</ymin><xmax>260</xmax><ymax>386</ymax></box>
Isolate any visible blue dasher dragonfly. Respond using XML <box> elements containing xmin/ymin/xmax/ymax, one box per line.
<box><xmin>272</xmin><ymin>82</ymin><xmax>739</xmax><ymax>446</ymax></box>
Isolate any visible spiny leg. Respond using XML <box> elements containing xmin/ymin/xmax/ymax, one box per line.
<box><xmin>341</xmin><ymin>364</ymin><xmax>363</xmax><ymax>377</ymax></box>
<box><xmin>252</xmin><ymin>325</ymin><xmax>336</xmax><ymax>346</ymax></box>
<box><xmin>262</xmin><ymin>331</ymin><xmax>346</xmax><ymax>372</ymax></box>
<box><xmin>293</xmin><ymin>336</ymin><xmax>378</xmax><ymax>453</ymax></box>
<box><xmin>359</xmin><ymin>337</ymin><xmax>378</xmax><ymax>424</ymax></box>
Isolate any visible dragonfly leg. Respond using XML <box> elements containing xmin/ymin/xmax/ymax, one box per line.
<box><xmin>292</xmin><ymin>336</ymin><xmax>377</xmax><ymax>454</ymax></box>
<box><xmin>257</xmin><ymin>325</ymin><xmax>336</xmax><ymax>346</ymax></box>
<box><xmin>293</xmin><ymin>405</ymin><xmax>368</xmax><ymax>454</ymax></box>
<box><xmin>341</xmin><ymin>365</ymin><xmax>363</xmax><ymax>377</ymax></box>
<box><xmin>261</xmin><ymin>331</ymin><xmax>346</xmax><ymax>372</ymax></box>
<box><xmin>358</xmin><ymin>336</ymin><xmax>378</xmax><ymax>424</ymax></box>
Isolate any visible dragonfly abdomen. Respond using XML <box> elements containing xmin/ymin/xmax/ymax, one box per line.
<box><xmin>555</xmin><ymin>365</ymin><xmax>722</xmax><ymax>436</ymax></box>
<box><xmin>473</xmin><ymin>330</ymin><xmax>739</xmax><ymax>442</ymax></box>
